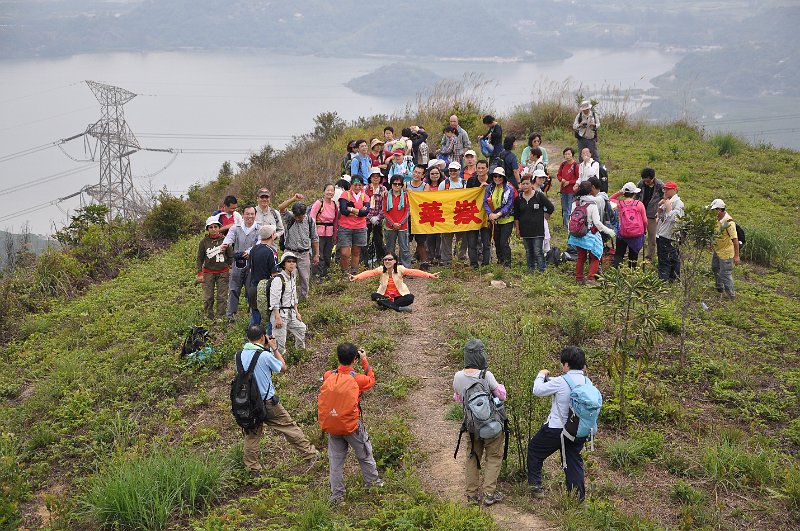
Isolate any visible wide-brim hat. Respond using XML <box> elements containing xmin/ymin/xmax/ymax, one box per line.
<box><xmin>621</xmin><ymin>181</ymin><xmax>641</xmax><ymax>194</ymax></box>
<box><xmin>279</xmin><ymin>250</ymin><xmax>298</xmax><ymax>266</ymax></box>
<box><xmin>205</xmin><ymin>215</ymin><xmax>221</xmax><ymax>229</ymax></box>
<box><xmin>579</xmin><ymin>100</ymin><xmax>592</xmax><ymax>111</ymax></box>
<box><xmin>370</xmin><ymin>138</ymin><xmax>384</xmax><ymax>149</ymax></box>
<box><xmin>491</xmin><ymin>166</ymin><xmax>506</xmax><ymax>177</ymax></box>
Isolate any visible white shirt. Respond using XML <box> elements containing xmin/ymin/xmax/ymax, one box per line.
<box><xmin>571</xmin><ymin>199</ymin><xmax>615</xmax><ymax>236</ymax></box>
<box><xmin>533</xmin><ymin>370</ymin><xmax>587</xmax><ymax>429</ymax></box>
<box><xmin>439</xmin><ymin>179</ymin><xmax>465</xmax><ymax>190</ymax></box>
<box><xmin>577</xmin><ymin>159</ymin><xmax>599</xmax><ymax>185</ymax></box>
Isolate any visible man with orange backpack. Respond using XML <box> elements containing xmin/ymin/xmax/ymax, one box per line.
<box><xmin>318</xmin><ymin>343</ymin><xmax>383</xmax><ymax>504</ymax></box>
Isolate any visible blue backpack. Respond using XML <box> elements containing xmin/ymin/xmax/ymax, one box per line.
<box><xmin>479</xmin><ymin>137</ymin><xmax>494</xmax><ymax>157</ymax></box>
<box><xmin>560</xmin><ymin>374</ymin><xmax>602</xmax><ymax>468</ymax></box>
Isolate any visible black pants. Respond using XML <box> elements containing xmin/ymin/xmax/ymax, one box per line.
<box><xmin>527</xmin><ymin>424</ymin><xmax>586</xmax><ymax>500</ymax></box>
<box><xmin>612</xmin><ymin>238</ymin><xmax>640</xmax><ymax>268</ymax></box>
<box><xmin>362</xmin><ymin>224</ymin><xmax>385</xmax><ymax>266</ymax></box>
<box><xmin>656</xmin><ymin>236</ymin><xmax>680</xmax><ymax>281</ymax></box>
<box><xmin>493</xmin><ymin>222</ymin><xmax>513</xmax><ymax>267</ymax></box>
<box><xmin>466</xmin><ymin>227</ymin><xmax>492</xmax><ymax>266</ymax></box>
<box><xmin>315</xmin><ymin>235</ymin><xmax>334</xmax><ymax>277</ymax></box>
<box><xmin>371</xmin><ymin>292</ymin><xmax>414</xmax><ymax>311</ymax></box>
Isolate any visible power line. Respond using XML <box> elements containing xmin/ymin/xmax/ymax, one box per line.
<box><xmin>138</xmin><ymin>133</ymin><xmax>293</xmax><ymax>140</ymax></box>
<box><xmin>0</xmin><ymin>142</ymin><xmax>56</xmax><ymax>163</ymax></box>
<box><xmin>0</xmin><ymin>163</ymin><xmax>98</xmax><ymax>197</ymax></box>
<box><xmin>0</xmin><ymin>105</ymin><xmax>97</xmax><ymax>132</ymax></box>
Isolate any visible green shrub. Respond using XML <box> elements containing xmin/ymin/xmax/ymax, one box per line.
<box><xmin>31</xmin><ymin>248</ymin><xmax>85</xmax><ymax>298</ymax></box>
<box><xmin>369</xmin><ymin>415</ymin><xmax>413</xmax><ymax>470</ymax></box>
<box><xmin>784</xmin><ymin>418</ymin><xmax>800</xmax><ymax>446</ymax></box>
<box><xmin>670</xmin><ymin>480</ymin><xmax>707</xmax><ymax>504</ymax></box>
<box><xmin>378</xmin><ymin>375</ymin><xmax>418</xmax><ymax>399</ymax></box>
<box><xmin>710</xmin><ymin>132</ymin><xmax>747</xmax><ymax>156</ymax></box>
<box><xmin>0</xmin><ymin>433</ymin><xmax>27</xmax><ymax>530</ymax></box>
<box><xmin>605</xmin><ymin>431</ymin><xmax>664</xmax><ymax>471</ymax></box>
<box><xmin>143</xmin><ymin>191</ymin><xmax>194</xmax><ymax>242</ymax></box>
<box><xmin>83</xmin><ymin>447</ymin><xmax>225</xmax><ymax>530</ymax></box>
<box><xmin>444</xmin><ymin>403</ymin><xmax>464</xmax><ymax>421</ymax></box>
<box><xmin>294</xmin><ymin>495</ymin><xmax>333</xmax><ymax>530</ymax></box>
<box><xmin>740</xmin><ymin>226</ymin><xmax>796</xmax><ymax>270</ymax></box>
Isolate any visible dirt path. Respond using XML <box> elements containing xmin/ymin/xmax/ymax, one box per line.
<box><xmin>394</xmin><ymin>279</ymin><xmax>555</xmax><ymax>531</ymax></box>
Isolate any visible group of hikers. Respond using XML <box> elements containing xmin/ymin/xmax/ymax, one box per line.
<box><xmin>199</xmin><ymin>102</ymin><xmax>743</xmax><ymax>505</ymax></box>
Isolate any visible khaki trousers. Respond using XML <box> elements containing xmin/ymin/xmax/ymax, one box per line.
<box><xmin>243</xmin><ymin>399</ymin><xmax>318</xmax><ymax>472</ymax></box>
<box><xmin>202</xmin><ymin>270</ymin><xmax>229</xmax><ymax>319</ymax></box>
<box><xmin>464</xmin><ymin>432</ymin><xmax>505</xmax><ymax>497</ymax></box>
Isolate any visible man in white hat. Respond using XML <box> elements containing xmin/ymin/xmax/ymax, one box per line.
<box><xmin>708</xmin><ymin>199</ymin><xmax>740</xmax><ymax>299</ymax></box>
<box><xmin>573</xmin><ymin>100</ymin><xmax>600</xmax><ymax>162</ymax></box>
<box><xmin>259</xmin><ymin>251</ymin><xmax>307</xmax><ymax>355</ymax></box>
<box><xmin>196</xmin><ymin>215</ymin><xmax>234</xmax><ymax>320</ymax></box>
<box><xmin>462</xmin><ymin>149</ymin><xmax>478</xmax><ymax>181</ymax></box>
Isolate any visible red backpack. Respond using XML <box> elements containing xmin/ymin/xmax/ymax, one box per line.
<box><xmin>569</xmin><ymin>203</ymin><xmax>590</xmax><ymax>237</ymax></box>
<box><xmin>618</xmin><ymin>200</ymin><xmax>645</xmax><ymax>238</ymax></box>
<box><xmin>318</xmin><ymin>370</ymin><xmax>360</xmax><ymax>436</ymax></box>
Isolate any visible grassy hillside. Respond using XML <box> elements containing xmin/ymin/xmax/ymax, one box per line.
<box><xmin>1</xmin><ymin>118</ymin><xmax>798</xmax><ymax>529</ymax></box>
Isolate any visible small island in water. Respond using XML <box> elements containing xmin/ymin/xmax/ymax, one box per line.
<box><xmin>346</xmin><ymin>63</ymin><xmax>442</xmax><ymax>97</ymax></box>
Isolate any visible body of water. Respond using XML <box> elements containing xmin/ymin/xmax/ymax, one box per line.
<box><xmin>0</xmin><ymin>48</ymin><xmax>680</xmax><ymax>234</ymax></box>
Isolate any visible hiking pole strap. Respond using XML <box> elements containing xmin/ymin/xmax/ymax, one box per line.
<box><xmin>454</xmin><ymin>430</ymin><xmax>463</xmax><ymax>460</ymax></box>
<box><xmin>561</xmin><ymin>432</ymin><xmax>568</xmax><ymax>470</ymax></box>
<box><xmin>502</xmin><ymin>420</ymin><xmax>509</xmax><ymax>461</ymax></box>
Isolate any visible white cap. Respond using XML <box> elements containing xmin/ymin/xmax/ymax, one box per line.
<box><xmin>464</xmin><ymin>149</ymin><xmax>477</xmax><ymax>157</ymax></box>
<box><xmin>579</xmin><ymin>100</ymin><xmax>592</xmax><ymax>111</ymax></box>
<box><xmin>259</xmin><ymin>224</ymin><xmax>276</xmax><ymax>240</ymax></box>
<box><xmin>341</xmin><ymin>174</ymin><xmax>352</xmax><ymax>183</ymax></box>
<box><xmin>427</xmin><ymin>158</ymin><xmax>440</xmax><ymax>168</ymax></box>
<box><xmin>708</xmin><ymin>198</ymin><xmax>726</xmax><ymax>210</ymax></box>
<box><xmin>621</xmin><ymin>182</ymin><xmax>641</xmax><ymax>194</ymax></box>
<box><xmin>491</xmin><ymin>166</ymin><xmax>506</xmax><ymax>177</ymax></box>
<box><xmin>205</xmin><ymin>215</ymin><xmax>221</xmax><ymax>228</ymax></box>
<box><xmin>533</xmin><ymin>169</ymin><xmax>547</xmax><ymax>178</ymax></box>
<box><xmin>448</xmin><ymin>161</ymin><xmax>461</xmax><ymax>170</ymax></box>
<box><xmin>369</xmin><ymin>166</ymin><xmax>381</xmax><ymax>175</ymax></box>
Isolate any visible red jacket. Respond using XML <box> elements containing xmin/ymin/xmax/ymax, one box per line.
<box><xmin>383</xmin><ymin>191</ymin><xmax>409</xmax><ymax>230</ymax></box>
<box><xmin>323</xmin><ymin>359</ymin><xmax>376</xmax><ymax>397</ymax></box>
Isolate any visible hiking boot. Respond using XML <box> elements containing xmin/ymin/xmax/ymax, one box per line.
<box><xmin>303</xmin><ymin>452</ymin><xmax>320</xmax><ymax>473</ymax></box>
<box><xmin>466</xmin><ymin>495</ymin><xmax>481</xmax><ymax>505</ymax></box>
<box><xmin>483</xmin><ymin>491</ymin><xmax>504</xmax><ymax>506</ymax></box>
<box><xmin>420</xmin><ymin>261</ymin><xmax>430</xmax><ymax>271</ymax></box>
<box><xmin>397</xmin><ymin>306</ymin><xmax>412</xmax><ymax>313</ymax></box>
<box><xmin>529</xmin><ymin>485</ymin><xmax>544</xmax><ymax>498</ymax></box>
<box><xmin>329</xmin><ymin>495</ymin><xmax>344</xmax><ymax>506</ymax></box>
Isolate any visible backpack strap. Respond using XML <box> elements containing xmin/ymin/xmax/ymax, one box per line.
<box><xmin>235</xmin><ymin>350</ymin><xmax>244</xmax><ymax>374</ymax></box>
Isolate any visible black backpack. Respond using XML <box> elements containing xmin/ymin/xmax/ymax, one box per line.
<box><xmin>230</xmin><ymin>349</ymin><xmax>268</xmax><ymax>431</ymax></box>
<box><xmin>598</xmin><ymin>164</ymin><xmax>609</xmax><ymax>193</ymax></box>
<box><xmin>181</xmin><ymin>326</ymin><xmax>209</xmax><ymax>357</ymax></box>
<box><xmin>733</xmin><ymin>222</ymin><xmax>745</xmax><ymax>248</ymax></box>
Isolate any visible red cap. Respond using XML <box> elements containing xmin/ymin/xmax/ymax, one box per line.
<box><xmin>664</xmin><ymin>181</ymin><xmax>678</xmax><ymax>190</ymax></box>
<box><xmin>392</xmin><ymin>150</ymin><xmax>404</xmax><ymax>156</ymax></box>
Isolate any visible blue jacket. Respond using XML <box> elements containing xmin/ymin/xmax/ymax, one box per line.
<box><xmin>484</xmin><ymin>181</ymin><xmax>515</xmax><ymax>219</ymax></box>
<box><xmin>350</xmin><ymin>155</ymin><xmax>371</xmax><ymax>182</ymax></box>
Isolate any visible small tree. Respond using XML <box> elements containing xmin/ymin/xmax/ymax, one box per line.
<box><xmin>674</xmin><ymin>206</ymin><xmax>718</xmax><ymax>366</ymax></box>
<box><xmin>597</xmin><ymin>266</ymin><xmax>666</xmax><ymax>427</ymax></box>
<box><xmin>54</xmin><ymin>205</ymin><xmax>109</xmax><ymax>247</ymax></box>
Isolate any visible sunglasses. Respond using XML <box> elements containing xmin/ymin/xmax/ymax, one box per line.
<box><xmin>391</xmin><ymin>182</ymin><xmax>403</xmax><ymax>186</ymax></box>
<box><xmin>383</xmin><ymin>257</ymin><xmax>395</xmax><ymax>262</ymax></box>
<box><xmin>259</xmin><ymin>194</ymin><xmax>270</xmax><ymax>198</ymax></box>
<box><xmin>449</xmin><ymin>169</ymin><xmax>458</xmax><ymax>172</ymax></box>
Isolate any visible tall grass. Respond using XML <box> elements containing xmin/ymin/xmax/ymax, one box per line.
<box><xmin>740</xmin><ymin>226</ymin><xmax>796</xmax><ymax>270</ymax></box>
<box><xmin>702</xmin><ymin>437</ymin><xmax>778</xmax><ymax>491</ymax></box>
<box><xmin>83</xmin><ymin>447</ymin><xmax>225</xmax><ymax>530</ymax></box>
<box><xmin>710</xmin><ymin>132</ymin><xmax>748</xmax><ymax>156</ymax></box>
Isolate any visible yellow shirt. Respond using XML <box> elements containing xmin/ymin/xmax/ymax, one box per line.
<box><xmin>713</xmin><ymin>213</ymin><xmax>738</xmax><ymax>260</ymax></box>
<box><xmin>491</xmin><ymin>185</ymin><xmax>514</xmax><ymax>225</ymax></box>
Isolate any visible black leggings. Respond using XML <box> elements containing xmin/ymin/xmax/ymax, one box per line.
<box><xmin>371</xmin><ymin>292</ymin><xmax>414</xmax><ymax>311</ymax></box>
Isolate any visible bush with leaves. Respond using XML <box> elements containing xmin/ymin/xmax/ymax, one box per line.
<box><xmin>143</xmin><ymin>191</ymin><xmax>194</xmax><ymax>243</ymax></box>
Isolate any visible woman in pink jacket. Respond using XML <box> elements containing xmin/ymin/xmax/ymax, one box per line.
<box><xmin>609</xmin><ymin>182</ymin><xmax>648</xmax><ymax>268</ymax></box>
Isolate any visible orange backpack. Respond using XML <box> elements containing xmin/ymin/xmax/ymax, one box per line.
<box><xmin>318</xmin><ymin>369</ymin><xmax>360</xmax><ymax>435</ymax></box>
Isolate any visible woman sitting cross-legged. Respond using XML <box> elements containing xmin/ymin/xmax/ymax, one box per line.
<box><xmin>348</xmin><ymin>252</ymin><xmax>440</xmax><ymax>312</ymax></box>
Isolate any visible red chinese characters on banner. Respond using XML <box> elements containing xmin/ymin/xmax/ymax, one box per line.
<box><xmin>417</xmin><ymin>201</ymin><xmax>446</xmax><ymax>227</ymax></box>
<box><xmin>452</xmin><ymin>199</ymin><xmax>482</xmax><ymax>225</ymax></box>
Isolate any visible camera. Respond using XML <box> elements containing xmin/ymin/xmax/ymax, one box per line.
<box><xmin>357</xmin><ymin>348</ymin><xmax>366</xmax><ymax>360</ymax></box>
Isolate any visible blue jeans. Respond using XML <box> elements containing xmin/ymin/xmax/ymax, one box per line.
<box><xmin>384</xmin><ymin>227</ymin><xmax>411</xmax><ymax>267</ymax></box>
<box><xmin>249</xmin><ymin>308</ymin><xmax>273</xmax><ymax>335</ymax></box>
<box><xmin>561</xmin><ymin>193</ymin><xmax>574</xmax><ymax>228</ymax></box>
<box><xmin>522</xmin><ymin>237</ymin><xmax>546</xmax><ymax>272</ymax></box>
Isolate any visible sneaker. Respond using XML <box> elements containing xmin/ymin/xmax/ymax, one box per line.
<box><xmin>585</xmin><ymin>280</ymin><xmax>597</xmax><ymax>287</ymax></box>
<box><xmin>397</xmin><ymin>306</ymin><xmax>412</xmax><ymax>313</ymax></box>
<box><xmin>466</xmin><ymin>495</ymin><xmax>481</xmax><ymax>505</ymax></box>
<box><xmin>329</xmin><ymin>495</ymin><xmax>344</xmax><ymax>506</ymax></box>
<box><xmin>420</xmin><ymin>262</ymin><xmax>430</xmax><ymax>271</ymax></box>
<box><xmin>483</xmin><ymin>491</ymin><xmax>504</xmax><ymax>506</ymax></box>
<box><xmin>529</xmin><ymin>485</ymin><xmax>544</xmax><ymax>498</ymax></box>
<box><xmin>367</xmin><ymin>479</ymin><xmax>385</xmax><ymax>489</ymax></box>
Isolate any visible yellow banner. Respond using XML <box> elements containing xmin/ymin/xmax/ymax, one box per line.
<box><xmin>407</xmin><ymin>188</ymin><xmax>488</xmax><ymax>234</ymax></box>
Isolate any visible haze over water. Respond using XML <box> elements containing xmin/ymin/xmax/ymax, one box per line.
<box><xmin>0</xmin><ymin>49</ymin><xmax>679</xmax><ymax>234</ymax></box>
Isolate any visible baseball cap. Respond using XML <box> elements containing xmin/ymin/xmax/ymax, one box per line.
<box><xmin>464</xmin><ymin>149</ymin><xmax>477</xmax><ymax>157</ymax></box>
<box><xmin>491</xmin><ymin>167</ymin><xmax>506</xmax><ymax>177</ymax></box>
<box><xmin>257</xmin><ymin>187</ymin><xmax>270</xmax><ymax>197</ymax></box>
<box><xmin>448</xmin><ymin>161</ymin><xmax>461</xmax><ymax>170</ymax></box>
<box><xmin>259</xmin><ymin>224</ymin><xmax>276</xmax><ymax>240</ymax></box>
<box><xmin>708</xmin><ymin>199</ymin><xmax>726</xmax><ymax>210</ymax></box>
<box><xmin>664</xmin><ymin>181</ymin><xmax>679</xmax><ymax>190</ymax></box>
<box><xmin>392</xmin><ymin>150</ymin><xmax>404</xmax><ymax>157</ymax></box>
<box><xmin>533</xmin><ymin>169</ymin><xmax>547</xmax><ymax>178</ymax></box>
<box><xmin>621</xmin><ymin>182</ymin><xmax>641</xmax><ymax>194</ymax></box>
<box><xmin>205</xmin><ymin>215</ymin><xmax>221</xmax><ymax>229</ymax></box>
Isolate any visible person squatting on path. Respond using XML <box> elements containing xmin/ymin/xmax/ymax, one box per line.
<box><xmin>527</xmin><ymin>346</ymin><xmax>591</xmax><ymax>501</ymax></box>
<box><xmin>348</xmin><ymin>252</ymin><xmax>440</xmax><ymax>312</ymax></box>
<box><xmin>318</xmin><ymin>343</ymin><xmax>383</xmax><ymax>504</ymax></box>
<box><xmin>222</xmin><ymin>205</ymin><xmax>260</xmax><ymax>323</ymax></box>
<box><xmin>240</xmin><ymin>325</ymin><xmax>319</xmax><ymax>476</ymax></box>
<box><xmin>453</xmin><ymin>339</ymin><xmax>508</xmax><ymax>506</ymax></box>
<box><xmin>484</xmin><ymin>166</ymin><xmax>516</xmax><ymax>268</ymax></box>
<box><xmin>196</xmin><ymin>215</ymin><xmax>234</xmax><ymax>320</ymax></box>
<box><xmin>258</xmin><ymin>251</ymin><xmax>306</xmax><ymax>356</ymax></box>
